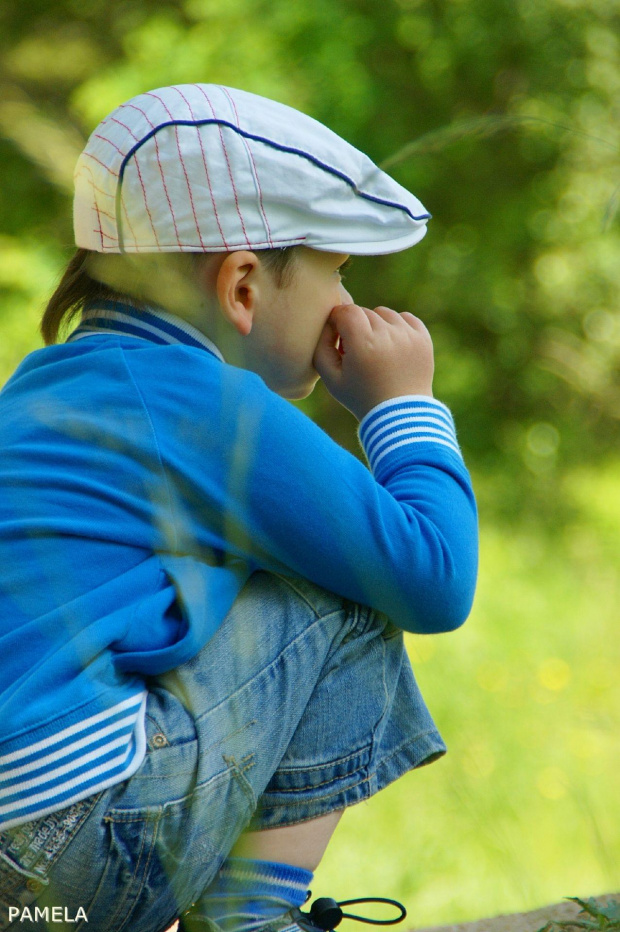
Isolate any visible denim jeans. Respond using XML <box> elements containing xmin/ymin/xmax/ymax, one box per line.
<box><xmin>0</xmin><ymin>570</ymin><xmax>446</xmax><ymax>932</ymax></box>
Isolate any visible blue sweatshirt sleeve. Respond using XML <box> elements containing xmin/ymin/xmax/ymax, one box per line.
<box><xmin>128</xmin><ymin>348</ymin><xmax>478</xmax><ymax>634</ymax></box>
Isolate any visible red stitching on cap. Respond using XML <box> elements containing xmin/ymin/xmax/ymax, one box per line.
<box><xmin>183</xmin><ymin>85</ymin><xmax>229</xmax><ymax>249</ymax></box>
<box><xmin>101</xmin><ymin>235</ymin><xmax>307</xmax><ymax>249</ymax></box>
<box><xmin>82</xmin><ymin>152</ymin><xmax>119</xmax><ymax>177</ymax></box>
<box><xmin>94</xmin><ymin>133</ymin><xmax>127</xmax><ymax>157</ymax></box>
<box><xmin>141</xmin><ymin>93</ymin><xmax>182</xmax><ymax>248</ymax></box>
<box><xmin>109</xmin><ymin>115</ymin><xmax>141</xmax><ymax>142</ymax></box>
<box><xmin>76</xmin><ymin>174</ymin><xmax>114</xmax><ymax>199</ymax></box>
<box><xmin>120</xmin><ymin>187</ymin><xmax>139</xmax><ymax>249</ymax></box>
<box><xmin>92</xmin><ymin>206</ymin><xmax>116</xmax><ymax>221</ymax></box>
<box><xmin>92</xmin><ymin>121</ymin><xmax>139</xmax><ymax>247</ymax></box>
<box><xmin>150</xmin><ymin>90</ymin><xmax>205</xmax><ymax>250</ymax></box>
<box><xmin>119</xmin><ymin>103</ymin><xmax>162</xmax><ymax>249</ymax></box>
<box><xmin>130</xmin><ymin>152</ymin><xmax>161</xmax><ymax>249</ymax></box>
<box><xmin>196</xmin><ymin>85</ymin><xmax>251</xmax><ymax>248</ymax></box>
<box><xmin>220</xmin><ymin>86</ymin><xmax>273</xmax><ymax>248</ymax></box>
<box><xmin>224</xmin><ymin>88</ymin><xmax>241</xmax><ymax>125</ymax></box>
<box><xmin>120</xmin><ymin>102</ymin><xmax>155</xmax><ymax>129</ymax></box>
<box><xmin>82</xmin><ymin>164</ymin><xmax>104</xmax><ymax>250</ymax></box>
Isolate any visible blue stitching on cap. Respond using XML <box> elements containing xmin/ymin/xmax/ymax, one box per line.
<box><xmin>115</xmin><ymin>119</ymin><xmax>430</xmax><ymax>251</ymax></box>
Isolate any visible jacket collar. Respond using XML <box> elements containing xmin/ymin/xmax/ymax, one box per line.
<box><xmin>66</xmin><ymin>299</ymin><xmax>225</xmax><ymax>362</ymax></box>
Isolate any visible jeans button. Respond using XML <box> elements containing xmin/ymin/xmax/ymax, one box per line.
<box><xmin>151</xmin><ymin>733</ymin><xmax>168</xmax><ymax>749</ymax></box>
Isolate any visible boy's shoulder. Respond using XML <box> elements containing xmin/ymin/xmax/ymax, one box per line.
<box><xmin>119</xmin><ymin>336</ymin><xmax>290</xmax><ymax>427</ymax></box>
<box><xmin>3</xmin><ymin>335</ymin><xmax>266</xmax><ymax>415</ymax></box>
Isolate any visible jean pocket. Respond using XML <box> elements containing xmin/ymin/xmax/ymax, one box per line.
<box><xmin>80</xmin><ymin>755</ymin><xmax>256</xmax><ymax>932</ymax></box>
<box><xmin>0</xmin><ymin>795</ymin><xmax>106</xmax><ymax>929</ymax></box>
<box><xmin>0</xmin><ymin>849</ymin><xmax>51</xmax><ymax>929</ymax></box>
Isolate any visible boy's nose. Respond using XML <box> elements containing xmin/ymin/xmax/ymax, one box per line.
<box><xmin>339</xmin><ymin>285</ymin><xmax>354</xmax><ymax>305</ymax></box>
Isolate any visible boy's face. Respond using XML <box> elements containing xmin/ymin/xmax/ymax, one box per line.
<box><xmin>247</xmin><ymin>247</ymin><xmax>352</xmax><ymax>399</ymax></box>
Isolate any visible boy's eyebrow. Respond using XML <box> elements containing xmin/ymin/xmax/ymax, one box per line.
<box><xmin>338</xmin><ymin>257</ymin><xmax>353</xmax><ymax>270</ymax></box>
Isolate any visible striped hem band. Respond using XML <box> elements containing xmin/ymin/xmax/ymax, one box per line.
<box><xmin>0</xmin><ymin>692</ymin><xmax>147</xmax><ymax>831</ymax></box>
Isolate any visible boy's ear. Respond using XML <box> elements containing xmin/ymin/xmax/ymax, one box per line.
<box><xmin>208</xmin><ymin>251</ymin><xmax>260</xmax><ymax>336</ymax></box>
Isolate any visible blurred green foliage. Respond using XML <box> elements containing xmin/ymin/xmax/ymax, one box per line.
<box><xmin>1</xmin><ymin>0</ymin><xmax>619</xmax><ymax>504</ymax></box>
<box><xmin>1</xmin><ymin>0</ymin><xmax>619</xmax><ymax>919</ymax></box>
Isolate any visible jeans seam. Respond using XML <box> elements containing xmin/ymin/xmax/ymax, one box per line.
<box><xmin>268</xmin><ymin>572</ymin><xmax>345</xmax><ymax>619</ymax></box>
<box><xmin>375</xmin><ymin>730</ymin><xmax>445</xmax><ymax>769</ymax></box>
<box><xmin>267</xmin><ymin>743</ymin><xmax>370</xmax><ymax>775</ymax></box>
<box><xmin>258</xmin><ymin>764</ymin><xmax>371</xmax><ymax>793</ymax></box>
<box><xmin>257</xmin><ymin>773</ymin><xmax>370</xmax><ymax>814</ymax></box>
<box><xmin>194</xmin><ymin>608</ymin><xmax>347</xmax><ymax>724</ymax></box>
<box><xmin>224</xmin><ymin>754</ymin><xmax>258</xmax><ymax>811</ymax></box>
<box><xmin>119</xmin><ymin>815</ymin><xmax>161</xmax><ymax>932</ymax></box>
<box><xmin>104</xmin><ymin>808</ymin><xmax>152</xmax><ymax>931</ymax></box>
<box><xmin>256</xmin><ymin>731</ymin><xmax>443</xmax><ymax>820</ymax></box>
<box><xmin>369</xmin><ymin>632</ymin><xmax>394</xmax><ymax>772</ymax></box>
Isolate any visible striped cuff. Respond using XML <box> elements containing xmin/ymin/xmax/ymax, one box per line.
<box><xmin>358</xmin><ymin>395</ymin><xmax>462</xmax><ymax>479</ymax></box>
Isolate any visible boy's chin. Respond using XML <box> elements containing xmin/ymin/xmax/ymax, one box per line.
<box><xmin>277</xmin><ymin>374</ymin><xmax>319</xmax><ymax>401</ymax></box>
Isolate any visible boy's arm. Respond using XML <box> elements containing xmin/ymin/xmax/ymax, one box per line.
<box><xmin>224</xmin><ymin>378</ymin><xmax>477</xmax><ymax>634</ymax></box>
<box><xmin>137</xmin><ymin>308</ymin><xmax>477</xmax><ymax>634</ymax></box>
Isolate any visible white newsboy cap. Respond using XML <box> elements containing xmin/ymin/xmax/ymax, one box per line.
<box><xmin>74</xmin><ymin>83</ymin><xmax>430</xmax><ymax>256</ymax></box>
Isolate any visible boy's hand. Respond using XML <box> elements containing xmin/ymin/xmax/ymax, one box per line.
<box><xmin>313</xmin><ymin>303</ymin><xmax>434</xmax><ymax>421</ymax></box>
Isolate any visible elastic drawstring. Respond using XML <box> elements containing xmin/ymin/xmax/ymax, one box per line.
<box><xmin>301</xmin><ymin>894</ymin><xmax>407</xmax><ymax>931</ymax></box>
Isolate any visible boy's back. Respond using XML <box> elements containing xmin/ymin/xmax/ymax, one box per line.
<box><xmin>0</xmin><ymin>82</ymin><xmax>477</xmax><ymax>932</ymax></box>
<box><xmin>0</xmin><ymin>296</ymin><xmax>475</xmax><ymax>831</ymax></box>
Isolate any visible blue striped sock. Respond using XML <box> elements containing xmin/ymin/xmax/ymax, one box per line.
<box><xmin>197</xmin><ymin>856</ymin><xmax>314</xmax><ymax>932</ymax></box>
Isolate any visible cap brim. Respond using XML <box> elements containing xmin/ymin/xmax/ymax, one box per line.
<box><xmin>305</xmin><ymin>224</ymin><xmax>429</xmax><ymax>256</ymax></box>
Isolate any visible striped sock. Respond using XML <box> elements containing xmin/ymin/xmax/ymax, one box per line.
<box><xmin>194</xmin><ymin>856</ymin><xmax>314</xmax><ymax>932</ymax></box>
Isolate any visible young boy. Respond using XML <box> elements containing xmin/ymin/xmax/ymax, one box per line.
<box><xmin>0</xmin><ymin>84</ymin><xmax>478</xmax><ymax>932</ymax></box>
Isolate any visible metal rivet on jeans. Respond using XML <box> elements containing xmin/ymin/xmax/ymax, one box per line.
<box><xmin>27</xmin><ymin>878</ymin><xmax>44</xmax><ymax>893</ymax></box>
<box><xmin>151</xmin><ymin>733</ymin><xmax>168</xmax><ymax>748</ymax></box>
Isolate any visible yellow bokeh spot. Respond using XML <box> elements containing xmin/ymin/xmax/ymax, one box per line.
<box><xmin>538</xmin><ymin>658</ymin><xmax>571</xmax><ymax>691</ymax></box>
<box><xmin>537</xmin><ymin>767</ymin><xmax>568</xmax><ymax>800</ymax></box>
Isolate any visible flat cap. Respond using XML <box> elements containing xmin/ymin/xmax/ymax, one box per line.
<box><xmin>74</xmin><ymin>83</ymin><xmax>430</xmax><ymax>255</ymax></box>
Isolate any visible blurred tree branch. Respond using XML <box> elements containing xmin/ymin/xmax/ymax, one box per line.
<box><xmin>0</xmin><ymin>81</ymin><xmax>84</xmax><ymax>192</ymax></box>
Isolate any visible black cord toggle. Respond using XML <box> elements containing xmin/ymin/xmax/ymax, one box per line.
<box><xmin>303</xmin><ymin>895</ymin><xmax>407</xmax><ymax>931</ymax></box>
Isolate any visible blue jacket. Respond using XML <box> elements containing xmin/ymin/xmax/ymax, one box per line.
<box><xmin>0</xmin><ymin>301</ymin><xmax>478</xmax><ymax>830</ymax></box>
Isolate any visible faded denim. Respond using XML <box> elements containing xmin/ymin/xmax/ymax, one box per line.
<box><xmin>0</xmin><ymin>570</ymin><xmax>445</xmax><ymax>932</ymax></box>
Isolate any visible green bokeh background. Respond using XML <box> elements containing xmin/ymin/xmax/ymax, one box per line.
<box><xmin>1</xmin><ymin>0</ymin><xmax>619</xmax><ymax>923</ymax></box>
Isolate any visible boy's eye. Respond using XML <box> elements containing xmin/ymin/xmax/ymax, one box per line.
<box><xmin>337</xmin><ymin>258</ymin><xmax>352</xmax><ymax>279</ymax></box>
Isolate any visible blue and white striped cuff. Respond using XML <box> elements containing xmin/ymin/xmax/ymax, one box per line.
<box><xmin>358</xmin><ymin>395</ymin><xmax>462</xmax><ymax>477</ymax></box>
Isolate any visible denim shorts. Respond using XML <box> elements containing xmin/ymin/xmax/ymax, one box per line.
<box><xmin>0</xmin><ymin>570</ymin><xmax>446</xmax><ymax>932</ymax></box>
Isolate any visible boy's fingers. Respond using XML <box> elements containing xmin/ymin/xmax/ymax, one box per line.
<box><xmin>400</xmin><ymin>311</ymin><xmax>431</xmax><ymax>335</ymax></box>
<box><xmin>370</xmin><ymin>305</ymin><xmax>401</xmax><ymax>323</ymax></box>
<box><xmin>328</xmin><ymin>303</ymin><xmax>373</xmax><ymax>342</ymax></box>
<box><xmin>313</xmin><ymin>316</ymin><xmax>343</xmax><ymax>377</ymax></box>
<box><xmin>371</xmin><ymin>307</ymin><xmax>428</xmax><ymax>335</ymax></box>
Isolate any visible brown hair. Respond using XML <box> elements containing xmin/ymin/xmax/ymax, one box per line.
<box><xmin>41</xmin><ymin>246</ymin><xmax>299</xmax><ymax>346</ymax></box>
